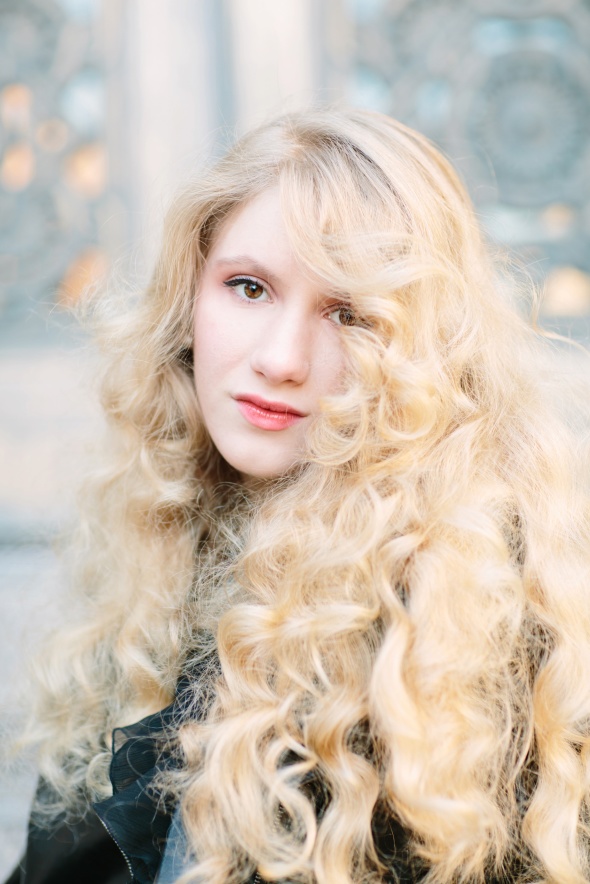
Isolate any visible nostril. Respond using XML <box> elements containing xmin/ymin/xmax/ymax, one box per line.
<box><xmin>249</xmin><ymin>339</ymin><xmax>311</xmax><ymax>386</ymax></box>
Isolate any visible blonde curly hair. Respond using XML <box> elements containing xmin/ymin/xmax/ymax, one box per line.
<box><xmin>28</xmin><ymin>107</ymin><xmax>590</xmax><ymax>883</ymax></box>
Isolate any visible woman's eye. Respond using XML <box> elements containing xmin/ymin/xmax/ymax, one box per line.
<box><xmin>328</xmin><ymin>304</ymin><xmax>357</xmax><ymax>326</ymax></box>
<box><xmin>224</xmin><ymin>277</ymin><xmax>268</xmax><ymax>301</ymax></box>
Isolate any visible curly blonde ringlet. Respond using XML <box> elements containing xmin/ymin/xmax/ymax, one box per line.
<box><xmin>26</xmin><ymin>106</ymin><xmax>590</xmax><ymax>883</ymax></box>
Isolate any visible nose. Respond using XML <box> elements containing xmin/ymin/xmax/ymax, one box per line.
<box><xmin>249</xmin><ymin>305</ymin><xmax>311</xmax><ymax>386</ymax></box>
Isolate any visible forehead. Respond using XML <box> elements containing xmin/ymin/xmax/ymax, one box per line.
<box><xmin>206</xmin><ymin>187</ymin><xmax>313</xmax><ymax>285</ymax></box>
<box><xmin>209</xmin><ymin>188</ymin><xmax>284</xmax><ymax>254</ymax></box>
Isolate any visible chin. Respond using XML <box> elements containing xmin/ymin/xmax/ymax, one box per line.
<box><xmin>239</xmin><ymin>463</ymin><xmax>297</xmax><ymax>482</ymax></box>
<box><xmin>222</xmin><ymin>449</ymin><xmax>301</xmax><ymax>482</ymax></box>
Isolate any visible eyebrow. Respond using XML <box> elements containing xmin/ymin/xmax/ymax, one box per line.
<box><xmin>211</xmin><ymin>256</ymin><xmax>282</xmax><ymax>288</ymax></box>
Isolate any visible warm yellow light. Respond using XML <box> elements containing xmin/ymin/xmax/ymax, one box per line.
<box><xmin>542</xmin><ymin>266</ymin><xmax>590</xmax><ymax>317</ymax></box>
<box><xmin>58</xmin><ymin>247</ymin><xmax>109</xmax><ymax>304</ymax></box>
<box><xmin>1</xmin><ymin>83</ymin><xmax>33</xmax><ymax>132</ymax></box>
<box><xmin>1</xmin><ymin>142</ymin><xmax>35</xmax><ymax>191</ymax></box>
<box><xmin>541</xmin><ymin>204</ymin><xmax>574</xmax><ymax>239</ymax></box>
<box><xmin>63</xmin><ymin>143</ymin><xmax>107</xmax><ymax>198</ymax></box>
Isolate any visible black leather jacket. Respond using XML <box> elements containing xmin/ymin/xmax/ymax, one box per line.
<box><xmin>6</xmin><ymin>795</ymin><xmax>421</xmax><ymax>884</ymax></box>
<box><xmin>6</xmin><ymin>809</ymin><xmax>130</xmax><ymax>884</ymax></box>
<box><xmin>3</xmin><ymin>675</ymin><xmax>510</xmax><ymax>883</ymax></box>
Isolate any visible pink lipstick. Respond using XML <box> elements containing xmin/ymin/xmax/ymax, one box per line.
<box><xmin>235</xmin><ymin>395</ymin><xmax>306</xmax><ymax>431</ymax></box>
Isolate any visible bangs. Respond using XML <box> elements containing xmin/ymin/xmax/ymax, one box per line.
<box><xmin>277</xmin><ymin>135</ymin><xmax>412</xmax><ymax>300</ymax></box>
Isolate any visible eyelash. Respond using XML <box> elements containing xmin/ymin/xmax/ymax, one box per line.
<box><xmin>223</xmin><ymin>276</ymin><xmax>357</xmax><ymax>326</ymax></box>
<box><xmin>223</xmin><ymin>276</ymin><xmax>268</xmax><ymax>302</ymax></box>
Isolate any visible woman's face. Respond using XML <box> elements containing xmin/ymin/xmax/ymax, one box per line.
<box><xmin>193</xmin><ymin>188</ymin><xmax>351</xmax><ymax>480</ymax></box>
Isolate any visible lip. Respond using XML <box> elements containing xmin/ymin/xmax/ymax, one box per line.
<box><xmin>234</xmin><ymin>394</ymin><xmax>307</xmax><ymax>431</ymax></box>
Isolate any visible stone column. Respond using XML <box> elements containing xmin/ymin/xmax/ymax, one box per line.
<box><xmin>104</xmin><ymin>0</ymin><xmax>230</xmax><ymax>277</ymax></box>
<box><xmin>227</xmin><ymin>0</ymin><xmax>322</xmax><ymax>133</ymax></box>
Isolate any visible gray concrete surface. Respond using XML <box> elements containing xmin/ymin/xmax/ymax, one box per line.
<box><xmin>0</xmin><ymin>345</ymin><xmax>98</xmax><ymax>879</ymax></box>
<box><xmin>0</xmin><ymin>347</ymin><xmax>100</xmax><ymax>543</ymax></box>
<box><xmin>0</xmin><ymin>544</ymin><xmax>61</xmax><ymax>880</ymax></box>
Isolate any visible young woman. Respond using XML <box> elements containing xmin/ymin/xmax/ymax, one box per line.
<box><xmin>8</xmin><ymin>106</ymin><xmax>590</xmax><ymax>884</ymax></box>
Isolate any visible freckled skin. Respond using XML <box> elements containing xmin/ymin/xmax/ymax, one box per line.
<box><xmin>193</xmin><ymin>188</ymin><xmax>349</xmax><ymax>480</ymax></box>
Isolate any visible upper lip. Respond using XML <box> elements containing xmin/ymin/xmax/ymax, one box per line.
<box><xmin>234</xmin><ymin>394</ymin><xmax>307</xmax><ymax>417</ymax></box>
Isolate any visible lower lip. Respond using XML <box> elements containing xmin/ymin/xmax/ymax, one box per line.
<box><xmin>236</xmin><ymin>399</ymin><xmax>304</xmax><ymax>431</ymax></box>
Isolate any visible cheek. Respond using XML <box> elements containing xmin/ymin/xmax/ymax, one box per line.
<box><xmin>314</xmin><ymin>336</ymin><xmax>348</xmax><ymax>396</ymax></box>
<box><xmin>193</xmin><ymin>301</ymin><xmax>226</xmax><ymax>378</ymax></box>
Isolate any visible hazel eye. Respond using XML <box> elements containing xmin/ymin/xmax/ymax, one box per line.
<box><xmin>328</xmin><ymin>304</ymin><xmax>357</xmax><ymax>327</ymax></box>
<box><xmin>224</xmin><ymin>277</ymin><xmax>268</xmax><ymax>301</ymax></box>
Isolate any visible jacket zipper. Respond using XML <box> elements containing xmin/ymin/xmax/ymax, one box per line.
<box><xmin>97</xmin><ymin>812</ymin><xmax>135</xmax><ymax>880</ymax></box>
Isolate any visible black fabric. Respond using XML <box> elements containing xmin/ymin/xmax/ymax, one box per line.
<box><xmin>91</xmin><ymin>675</ymin><xmax>199</xmax><ymax>883</ymax></box>
<box><xmin>92</xmin><ymin>702</ymin><xmax>179</xmax><ymax>884</ymax></box>
<box><xmin>5</xmin><ymin>663</ymin><xmax>517</xmax><ymax>884</ymax></box>
<box><xmin>3</xmin><ymin>866</ymin><xmax>19</xmax><ymax>884</ymax></box>
<box><xmin>6</xmin><ymin>807</ymin><xmax>130</xmax><ymax>884</ymax></box>
<box><xmin>5</xmin><ymin>692</ymin><xmax>424</xmax><ymax>884</ymax></box>
<box><xmin>6</xmin><ymin>677</ymin><xmax>196</xmax><ymax>884</ymax></box>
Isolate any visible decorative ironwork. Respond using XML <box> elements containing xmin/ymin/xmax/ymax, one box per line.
<box><xmin>0</xmin><ymin>0</ymin><xmax>111</xmax><ymax>340</ymax></box>
<box><xmin>344</xmin><ymin>0</ymin><xmax>590</xmax><ymax>326</ymax></box>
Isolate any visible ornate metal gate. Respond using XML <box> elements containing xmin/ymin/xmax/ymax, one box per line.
<box><xmin>340</xmin><ymin>0</ymin><xmax>590</xmax><ymax>332</ymax></box>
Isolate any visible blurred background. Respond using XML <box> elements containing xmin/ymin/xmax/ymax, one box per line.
<box><xmin>1</xmin><ymin>0</ymin><xmax>590</xmax><ymax>873</ymax></box>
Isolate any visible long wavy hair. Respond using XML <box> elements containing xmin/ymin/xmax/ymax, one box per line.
<box><xmin>27</xmin><ymin>107</ymin><xmax>590</xmax><ymax>883</ymax></box>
